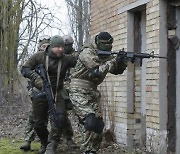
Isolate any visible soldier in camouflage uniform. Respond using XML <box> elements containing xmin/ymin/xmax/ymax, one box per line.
<box><xmin>20</xmin><ymin>36</ymin><xmax>51</xmax><ymax>151</ymax></box>
<box><xmin>63</xmin><ymin>35</ymin><xmax>78</xmax><ymax>92</ymax></box>
<box><xmin>61</xmin><ymin>35</ymin><xmax>79</xmax><ymax>147</ymax></box>
<box><xmin>20</xmin><ymin>111</ymin><xmax>36</xmax><ymax>150</ymax></box>
<box><xmin>21</xmin><ymin>35</ymin><xmax>77</xmax><ymax>154</ymax></box>
<box><xmin>69</xmin><ymin>32</ymin><xmax>127</xmax><ymax>154</ymax></box>
<box><xmin>37</xmin><ymin>35</ymin><xmax>51</xmax><ymax>52</ymax></box>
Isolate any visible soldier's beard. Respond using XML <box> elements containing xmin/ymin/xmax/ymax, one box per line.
<box><xmin>56</xmin><ymin>52</ymin><xmax>63</xmax><ymax>57</ymax></box>
<box><xmin>49</xmin><ymin>51</ymin><xmax>63</xmax><ymax>59</ymax></box>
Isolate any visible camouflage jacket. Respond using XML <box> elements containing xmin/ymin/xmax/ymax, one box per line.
<box><xmin>71</xmin><ymin>44</ymin><xmax>127</xmax><ymax>86</ymax></box>
<box><xmin>64</xmin><ymin>49</ymin><xmax>79</xmax><ymax>81</ymax></box>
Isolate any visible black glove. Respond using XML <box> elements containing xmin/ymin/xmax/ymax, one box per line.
<box><xmin>113</xmin><ymin>56</ymin><xmax>127</xmax><ymax>75</ymax></box>
<box><xmin>116</xmin><ymin>55</ymin><xmax>125</xmax><ymax>63</ymax></box>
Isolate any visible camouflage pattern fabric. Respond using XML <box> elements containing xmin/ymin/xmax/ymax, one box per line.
<box><xmin>64</xmin><ymin>50</ymin><xmax>79</xmax><ymax>91</ymax></box>
<box><xmin>69</xmin><ymin>44</ymin><xmax>109</xmax><ymax>152</ymax></box>
<box><xmin>70</xmin><ymin>44</ymin><xmax>116</xmax><ymax>85</ymax></box>
<box><xmin>24</xmin><ymin>111</ymin><xmax>36</xmax><ymax>142</ymax></box>
<box><xmin>62</xmin><ymin>50</ymin><xmax>79</xmax><ymax>139</ymax></box>
<box><xmin>69</xmin><ymin>86</ymin><xmax>102</xmax><ymax>152</ymax></box>
<box><xmin>69</xmin><ymin>43</ymin><xmax>127</xmax><ymax>153</ymax></box>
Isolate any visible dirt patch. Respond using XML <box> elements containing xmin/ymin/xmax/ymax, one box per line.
<box><xmin>0</xmin><ymin>75</ymin><xmax>31</xmax><ymax>138</ymax></box>
<box><xmin>0</xmin><ymin>76</ymin><xmax>145</xmax><ymax>153</ymax></box>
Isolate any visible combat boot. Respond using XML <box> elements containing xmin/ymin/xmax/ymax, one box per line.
<box><xmin>44</xmin><ymin>140</ymin><xmax>58</xmax><ymax>154</ymax></box>
<box><xmin>20</xmin><ymin>141</ymin><xmax>31</xmax><ymax>151</ymax></box>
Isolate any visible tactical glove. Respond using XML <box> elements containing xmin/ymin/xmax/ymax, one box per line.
<box><xmin>116</xmin><ymin>55</ymin><xmax>125</xmax><ymax>63</ymax></box>
<box><xmin>30</xmin><ymin>71</ymin><xmax>44</xmax><ymax>90</ymax></box>
<box><xmin>113</xmin><ymin>56</ymin><xmax>127</xmax><ymax>75</ymax></box>
<box><xmin>33</xmin><ymin>75</ymin><xmax>43</xmax><ymax>90</ymax></box>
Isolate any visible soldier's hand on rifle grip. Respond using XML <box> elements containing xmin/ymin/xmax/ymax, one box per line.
<box><xmin>30</xmin><ymin>71</ymin><xmax>44</xmax><ymax>90</ymax></box>
<box><xmin>116</xmin><ymin>55</ymin><xmax>125</xmax><ymax>63</ymax></box>
<box><xmin>33</xmin><ymin>75</ymin><xmax>44</xmax><ymax>90</ymax></box>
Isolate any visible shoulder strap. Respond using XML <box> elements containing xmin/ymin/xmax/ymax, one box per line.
<box><xmin>55</xmin><ymin>60</ymin><xmax>62</xmax><ymax>102</ymax></box>
<box><xmin>45</xmin><ymin>55</ymin><xmax>62</xmax><ymax>102</ymax></box>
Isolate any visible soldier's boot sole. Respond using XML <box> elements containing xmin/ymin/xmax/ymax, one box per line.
<box><xmin>20</xmin><ymin>141</ymin><xmax>31</xmax><ymax>151</ymax></box>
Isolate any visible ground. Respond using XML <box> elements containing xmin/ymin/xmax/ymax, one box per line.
<box><xmin>0</xmin><ymin>138</ymin><xmax>144</xmax><ymax>154</ymax></box>
<box><xmin>0</xmin><ymin>79</ymin><xmax>145</xmax><ymax>154</ymax></box>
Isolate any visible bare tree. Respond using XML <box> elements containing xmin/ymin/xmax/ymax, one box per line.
<box><xmin>0</xmin><ymin>0</ymin><xmax>65</xmax><ymax>90</ymax></box>
<box><xmin>18</xmin><ymin>0</ymin><xmax>64</xmax><ymax>68</ymax></box>
<box><xmin>65</xmin><ymin>0</ymin><xmax>91</xmax><ymax>51</ymax></box>
<box><xmin>0</xmin><ymin>0</ymin><xmax>23</xmax><ymax>88</ymax></box>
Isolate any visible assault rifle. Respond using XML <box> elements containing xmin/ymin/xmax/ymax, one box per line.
<box><xmin>35</xmin><ymin>64</ymin><xmax>62</xmax><ymax>129</ymax></box>
<box><xmin>97</xmin><ymin>49</ymin><xmax>167</xmax><ymax>66</ymax></box>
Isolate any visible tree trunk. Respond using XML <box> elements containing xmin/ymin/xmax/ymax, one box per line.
<box><xmin>65</xmin><ymin>0</ymin><xmax>91</xmax><ymax>51</ymax></box>
<box><xmin>0</xmin><ymin>0</ymin><xmax>22</xmax><ymax>90</ymax></box>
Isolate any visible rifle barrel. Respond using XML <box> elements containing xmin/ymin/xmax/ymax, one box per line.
<box><xmin>97</xmin><ymin>50</ymin><xmax>167</xmax><ymax>59</ymax></box>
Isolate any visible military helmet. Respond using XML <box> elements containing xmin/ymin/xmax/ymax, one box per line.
<box><xmin>95</xmin><ymin>32</ymin><xmax>113</xmax><ymax>44</ymax></box>
<box><xmin>95</xmin><ymin>32</ymin><xmax>113</xmax><ymax>51</ymax></box>
<box><xmin>50</xmin><ymin>35</ymin><xmax>65</xmax><ymax>48</ymax></box>
<box><xmin>63</xmin><ymin>35</ymin><xmax>74</xmax><ymax>45</ymax></box>
<box><xmin>39</xmin><ymin>35</ymin><xmax>51</xmax><ymax>42</ymax></box>
<box><xmin>63</xmin><ymin>35</ymin><xmax>74</xmax><ymax>54</ymax></box>
<box><xmin>37</xmin><ymin>35</ymin><xmax>51</xmax><ymax>51</ymax></box>
<box><xmin>38</xmin><ymin>35</ymin><xmax>51</xmax><ymax>46</ymax></box>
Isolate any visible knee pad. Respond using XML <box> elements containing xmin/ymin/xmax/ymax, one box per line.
<box><xmin>56</xmin><ymin>113</ymin><xmax>67</xmax><ymax>129</ymax></box>
<box><xmin>84</xmin><ymin>113</ymin><xmax>104</xmax><ymax>134</ymax></box>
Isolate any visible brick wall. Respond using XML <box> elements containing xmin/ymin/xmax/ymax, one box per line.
<box><xmin>91</xmin><ymin>0</ymin><xmax>167</xmax><ymax>153</ymax></box>
<box><xmin>99</xmin><ymin>74</ymin><xmax>128</xmax><ymax>145</ymax></box>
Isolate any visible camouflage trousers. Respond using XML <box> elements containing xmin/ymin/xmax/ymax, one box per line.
<box><xmin>69</xmin><ymin>86</ymin><xmax>103</xmax><ymax>152</ymax></box>
<box><xmin>24</xmin><ymin>111</ymin><xmax>36</xmax><ymax>142</ymax></box>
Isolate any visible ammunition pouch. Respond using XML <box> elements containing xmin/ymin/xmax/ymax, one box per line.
<box><xmin>60</xmin><ymin>88</ymin><xmax>73</xmax><ymax>110</ymax></box>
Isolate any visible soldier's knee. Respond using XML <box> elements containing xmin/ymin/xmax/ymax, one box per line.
<box><xmin>34</xmin><ymin>121</ymin><xmax>47</xmax><ymax>131</ymax></box>
<box><xmin>84</xmin><ymin>113</ymin><xmax>104</xmax><ymax>134</ymax></box>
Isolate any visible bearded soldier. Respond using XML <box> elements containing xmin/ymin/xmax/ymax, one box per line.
<box><xmin>20</xmin><ymin>35</ymin><xmax>51</xmax><ymax>151</ymax></box>
<box><xmin>69</xmin><ymin>32</ymin><xmax>127</xmax><ymax>154</ymax></box>
<box><xmin>21</xmin><ymin>35</ymin><xmax>77</xmax><ymax>154</ymax></box>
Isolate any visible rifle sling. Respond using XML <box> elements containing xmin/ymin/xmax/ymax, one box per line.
<box><xmin>46</xmin><ymin>55</ymin><xmax>62</xmax><ymax>103</ymax></box>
